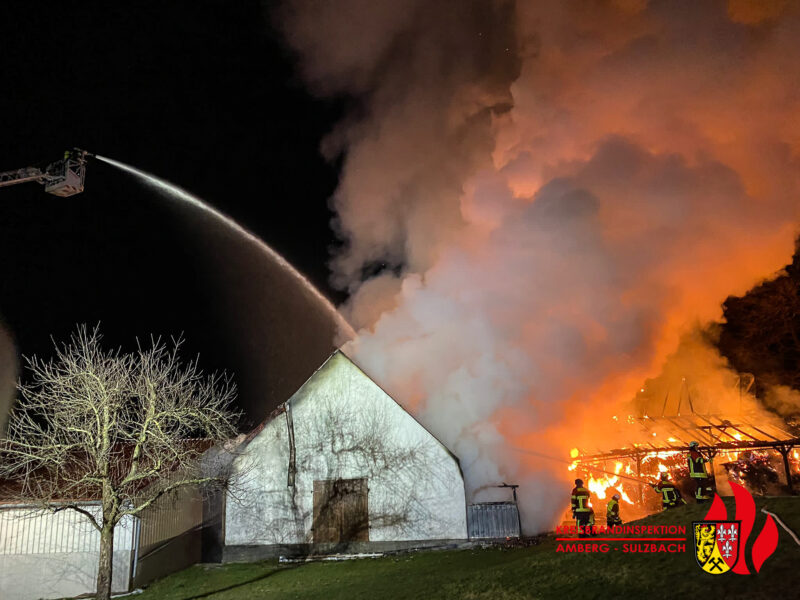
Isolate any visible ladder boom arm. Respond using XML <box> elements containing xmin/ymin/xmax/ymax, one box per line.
<box><xmin>0</xmin><ymin>167</ymin><xmax>46</xmax><ymax>188</ymax></box>
<box><xmin>0</xmin><ymin>149</ymin><xmax>92</xmax><ymax>196</ymax></box>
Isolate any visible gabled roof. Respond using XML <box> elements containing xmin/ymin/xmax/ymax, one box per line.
<box><xmin>241</xmin><ymin>349</ymin><xmax>463</xmax><ymax>470</ymax></box>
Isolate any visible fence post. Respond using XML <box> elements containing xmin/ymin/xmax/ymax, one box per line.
<box><xmin>130</xmin><ymin>515</ymin><xmax>142</xmax><ymax>588</ymax></box>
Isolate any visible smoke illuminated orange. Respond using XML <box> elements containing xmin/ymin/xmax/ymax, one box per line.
<box><xmin>287</xmin><ymin>0</ymin><xmax>800</xmax><ymax>531</ymax></box>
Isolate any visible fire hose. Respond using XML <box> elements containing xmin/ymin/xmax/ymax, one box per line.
<box><xmin>762</xmin><ymin>507</ymin><xmax>800</xmax><ymax>547</ymax></box>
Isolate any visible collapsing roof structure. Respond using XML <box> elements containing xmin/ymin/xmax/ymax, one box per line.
<box><xmin>575</xmin><ymin>413</ymin><xmax>800</xmax><ymax>493</ymax></box>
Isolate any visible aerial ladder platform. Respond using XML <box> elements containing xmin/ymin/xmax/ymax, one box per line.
<box><xmin>0</xmin><ymin>149</ymin><xmax>92</xmax><ymax>197</ymax></box>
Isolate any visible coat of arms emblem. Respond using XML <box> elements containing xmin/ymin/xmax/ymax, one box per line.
<box><xmin>693</xmin><ymin>520</ymin><xmax>740</xmax><ymax>574</ymax></box>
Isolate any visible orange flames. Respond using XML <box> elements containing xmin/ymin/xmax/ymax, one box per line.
<box><xmin>583</xmin><ymin>462</ymin><xmax>636</xmax><ymax>505</ymax></box>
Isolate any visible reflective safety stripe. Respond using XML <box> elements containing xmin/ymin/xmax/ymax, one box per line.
<box><xmin>688</xmin><ymin>455</ymin><xmax>709</xmax><ymax>478</ymax></box>
<box><xmin>656</xmin><ymin>484</ymin><xmax>677</xmax><ymax>503</ymax></box>
<box><xmin>695</xmin><ymin>486</ymin><xmax>710</xmax><ymax>499</ymax></box>
<box><xmin>572</xmin><ymin>487</ymin><xmax>590</xmax><ymax>511</ymax></box>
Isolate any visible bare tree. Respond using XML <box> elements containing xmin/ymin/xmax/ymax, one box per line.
<box><xmin>0</xmin><ymin>325</ymin><xmax>239</xmax><ymax>600</ymax></box>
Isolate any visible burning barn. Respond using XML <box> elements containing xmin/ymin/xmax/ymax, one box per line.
<box><xmin>567</xmin><ymin>394</ymin><xmax>800</xmax><ymax>518</ymax></box>
<box><xmin>222</xmin><ymin>351</ymin><xmax>470</xmax><ymax>559</ymax></box>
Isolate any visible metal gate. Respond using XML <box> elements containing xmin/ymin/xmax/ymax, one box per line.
<box><xmin>467</xmin><ymin>502</ymin><xmax>521</xmax><ymax>539</ymax></box>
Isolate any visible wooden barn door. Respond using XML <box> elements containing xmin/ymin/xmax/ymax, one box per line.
<box><xmin>312</xmin><ymin>478</ymin><xmax>369</xmax><ymax>543</ymax></box>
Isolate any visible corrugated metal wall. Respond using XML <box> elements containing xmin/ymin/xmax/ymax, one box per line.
<box><xmin>0</xmin><ymin>503</ymin><xmax>136</xmax><ymax>600</ymax></box>
<box><xmin>467</xmin><ymin>502</ymin><xmax>521</xmax><ymax>539</ymax></box>
<box><xmin>0</xmin><ymin>486</ymin><xmax>212</xmax><ymax>599</ymax></box>
<box><xmin>0</xmin><ymin>503</ymin><xmax>135</xmax><ymax>555</ymax></box>
<box><xmin>137</xmin><ymin>486</ymin><xmax>203</xmax><ymax>554</ymax></box>
<box><xmin>132</xmin><ymin>485</ymin><xmax>206</xmax><ymax>588</ymax></box>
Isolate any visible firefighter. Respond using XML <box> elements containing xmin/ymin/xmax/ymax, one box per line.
<box><xmin>688</xmin><ymin>441</ymin><xmax>714</xmax><ymax>503</ymax></box>
<box><xmin>585</xmin><ymin>507</ymin><xmax>598</xmax><ymax>537</ymax></box>
<box><xmin>606</xmin><ymin>493</ymin><xmax>623</xmax><ymax>527</ymax></box>
<box><xmin>652</xmin><ymin>472</ymin><xmax>686</xmax><ymax>510</ymax></box>
<box><xmin>571</xmin><ymin>478</ymin><xmax>593</xmax><ymax>535</ymax></box>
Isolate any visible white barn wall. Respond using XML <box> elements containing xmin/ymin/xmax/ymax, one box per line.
<box><xmin>225</xmin><ymin>351</ymin><xmax>467</xmax><ymax>549</ymax></box>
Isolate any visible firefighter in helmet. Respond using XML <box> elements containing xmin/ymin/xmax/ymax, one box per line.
<box><xmin>606</xmin><ymin>493</ymin><xmax>623</xmax><ymax>527</ymax></box>
<box><xmin>687</xmin><ymin>441</ymin><xmax>714</xmax><ymax>503</ymax></box>
<box><xmin>652</xmin><ymin>472</ymin><xmax>686</xmax><ymax>510</ymax></box>
<box><xmin>571</xmin><ymin>478</ymin><xmax>593</xmax><ymax>536</ymax></box>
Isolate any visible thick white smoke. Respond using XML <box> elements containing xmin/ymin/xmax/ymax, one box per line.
<box><xmin>280</xmin><ymin>0</ymin><xmax>800</xmax><ymax>531</ymax></box>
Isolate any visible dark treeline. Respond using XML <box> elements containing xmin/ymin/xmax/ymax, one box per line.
<box><xmin>718</xmin><ymin>236</ymin><xmax>800</xmax><ymax>426</ymax></box>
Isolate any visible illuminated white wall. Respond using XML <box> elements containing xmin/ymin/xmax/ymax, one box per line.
<box><xmin>0</xmin><ymin>504</ymin><xmax>134</xmax><ymax>600</ymax></box>
<box><xmin>225</xmin><ymin>351</ymin><xmax>467</xmax><ymax>545</ymax></box>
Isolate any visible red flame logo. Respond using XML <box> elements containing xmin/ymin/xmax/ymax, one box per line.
<box><xmin>703</xmin><ymin>481</ymin><xmax>779</xmax><ymax>574</ymax></box>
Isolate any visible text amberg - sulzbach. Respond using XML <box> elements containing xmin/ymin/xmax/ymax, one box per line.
<box><xmin>555</xmin><ymin>524</ymin><xmax>687</xmax><ymax>554</ymax></box>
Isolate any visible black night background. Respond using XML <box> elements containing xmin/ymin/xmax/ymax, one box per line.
<box><xmin>1</xmin><ymin>1</ymin><xmax>346</xmax><ymax>426</ymax></box>
<box><xmin>2</xmin><ymin>2</ymin><xmax>800</xmax><ymax>598</ymax></box>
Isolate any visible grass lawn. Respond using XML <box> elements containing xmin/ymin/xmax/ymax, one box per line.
<box><xmin>134</xmin><ymin>497</ymin><xmax>800</xmax><ymax>600</ymax></box>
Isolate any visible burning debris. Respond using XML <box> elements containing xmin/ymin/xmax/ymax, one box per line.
<box><xmin>561</xmin><ymin>332</ymin><xmax>800</xmax><ymax>524</ymax></box>
<box><xmin>567</xmin><ymin>410</ymin><xmax>800</xmax><ymax>518</ymax></box>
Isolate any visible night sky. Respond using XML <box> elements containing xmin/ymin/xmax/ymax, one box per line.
<box><xmin>4</xmin><ymin>0</ymin><xmax>800</xmax><ymax>536</ymax></box>
<box><xmin>0</xmin><ymin>1</ymin><xmax>348</xmax><ymax>426</ymax></box>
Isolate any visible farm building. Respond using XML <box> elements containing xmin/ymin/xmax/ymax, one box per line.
<box><xmin>0</xmin><ymin>486</ymin><xmax>205</xmax><ymax>600</ymax></box>
<box><xmin>1</xmin><ymin>351</ymin><xmax>515</xmax><ymax>600</ymax></box>
<box><xmin>223</xmin><ymin>350</ymin><xmax>469</xmax><ymax>559</ymax></box>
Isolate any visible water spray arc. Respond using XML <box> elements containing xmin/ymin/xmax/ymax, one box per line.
<box><xmin>94</xmin><ymin>155</ymin><xmax>356</xmax><ymax>339</ymax></box>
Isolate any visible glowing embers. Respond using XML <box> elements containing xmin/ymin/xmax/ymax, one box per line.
<box><xmin>568</xmin><ymin>411</ymin><xmax>800</xmax><ymax>513</ymax></box>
